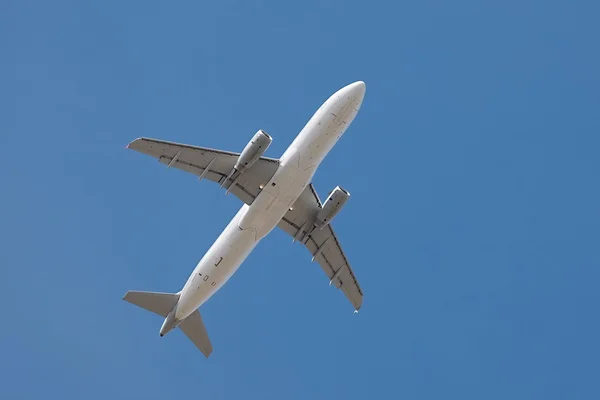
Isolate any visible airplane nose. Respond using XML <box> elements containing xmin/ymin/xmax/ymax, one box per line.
<box><xmin>346</xmin><ymin>81</ymin><xmax>366</xmax><ymax>101</ymax></box>
<box><xmin>353</xmin><ymin>80</ymin><xmax>366</xmax><ymax>91</ymax></box>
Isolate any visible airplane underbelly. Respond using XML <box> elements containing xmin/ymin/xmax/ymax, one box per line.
<box><xmin>238</xmin><ymin>163</ymin><xmax>309</xmax><ymax>239</ymax></box>
<box><xmin>177</xmin><ymin>155</ymin><xmax>311</xmax><ymax>319</ymax></box>
<box><xmin>177</xmin><ymin>208</ymin><xmax>257</xmax><ymax>318</ymax></box>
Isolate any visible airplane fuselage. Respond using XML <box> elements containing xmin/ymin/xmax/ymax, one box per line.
<box><xmin>160</xmin><ymin>81</ymin><xmax>366</xmax><ymax>336</ymax></box>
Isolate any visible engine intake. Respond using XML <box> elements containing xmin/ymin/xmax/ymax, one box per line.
<box><xmin>315</xmin><ymin>186</ymin><xmax>350</xmax><ymax>229</ymax></box>
<box><xmin>234</xmin><ymin>130</ymin><xmax>272</xmax><ymax>173</ymax></box>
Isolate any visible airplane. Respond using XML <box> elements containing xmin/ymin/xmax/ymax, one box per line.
<box><xmin>123</xmin><ymin>81</ymin><xmax>366</xmax><ymax>357</ymax></box>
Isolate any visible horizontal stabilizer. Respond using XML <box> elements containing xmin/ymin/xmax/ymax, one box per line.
<box><xmin>123</xmin><ymin>290</ymin><xmax>179</xmax><ymax>317</ymax></box>
<box><xmin>179</xmin><ymin>310</ymin><xmax>213</xmax><ymax>358</ymax></box>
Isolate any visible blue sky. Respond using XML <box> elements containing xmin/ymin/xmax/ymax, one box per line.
<box><xmin>2</xmin><ymin>1</ymin><xmax>599</xmax><ymax>398</ymax></box>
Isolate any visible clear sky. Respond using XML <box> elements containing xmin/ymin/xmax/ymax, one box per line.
<box><xmin>2</xmin><ymin>1</ymin><xmax>599</xmax><ymax>399</ymax></box>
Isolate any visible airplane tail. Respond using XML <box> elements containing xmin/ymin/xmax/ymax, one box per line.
<box><xmin>178</xmin><ymin>309</ymin><xmax>213</xmax><ymax>357</ymax></box>
<box><xmin>123</xmin><ymin>290</ymin><xmax>180</xmax><ymax>317</ymax></box>
<box><xmin>123</xmin><ymin>290</ymin><xmax>213</xmax><ymax>358</ymax></box>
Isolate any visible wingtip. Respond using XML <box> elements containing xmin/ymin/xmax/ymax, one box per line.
<box><xmin>125</xmin><ymin>137</ymin><xmax>145</xmax><ymax>149</ymax></box>
<box><xmin>122</xmin><ymin>290</ymin><xmax>136</xmax><ymax>301</ymax></box>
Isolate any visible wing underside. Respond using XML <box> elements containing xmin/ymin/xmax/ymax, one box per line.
<box><xmin>278</xmin><ymin>184</ymin><xmax>363</xmax><ymax>311</ymax></box>
<box><xmin>127</xmin><ymin>137</ymin><xmax>279</xmax><ymax>205</ymax></box>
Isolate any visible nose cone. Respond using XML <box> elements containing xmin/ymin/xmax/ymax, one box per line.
<box><xmin>340</xmin><ymin>81</ymin><xmax>366</xmax><ymax>105</ymax></box>
<box><xmin>350</xmin><ymin>80</ymin><xmax>366</xmax><ymax>92</ymax></box>
<box><xmin>348</xmin><ymin>80</ymin><xmax>366</xmax><ymax>97</ymax></box>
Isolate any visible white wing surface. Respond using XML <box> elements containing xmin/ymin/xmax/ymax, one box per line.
<box><xmin>127</xmin><ymin>137</ymin><xmax>279</xmax><ymax>205</ymax></box>
<box><xmin>278</xmin><ymin>184</ymin><xmax>364</xmax><ymax>311</ymax></box>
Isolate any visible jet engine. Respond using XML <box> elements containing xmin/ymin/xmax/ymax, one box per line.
<box><xmin>222</xmin><ymin>130</ymin><xmax>272</xmax><ymax>192</ymax></box>
<box><xmin>234</xmin><ymin>130</ymin><xmax>272</xmax><ymax>173</ymax></box>
<box><xmin>315</xmin><ymin>186</ymin><xmax>350</xmax><ymax>229</ymax></box>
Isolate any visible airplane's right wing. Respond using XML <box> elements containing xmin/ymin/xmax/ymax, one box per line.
<box><xmin>277</xmin><ymin>184</ymin><xmax>363</xmax><ymax>311</ymax></box>
<box><xmin>127</xmin><ymin>137</ymin><xmax>280</xmax><ymax>205</ymax></box>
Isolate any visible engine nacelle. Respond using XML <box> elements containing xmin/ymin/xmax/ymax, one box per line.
<box><xmin>234</xmin><ymin>130</ymin><xmax>272</xmax><ymax>173</ymax></box>
<box><xmin>315</xmin><ymin>186</ymin><xmax>350</xmax><ymax>229</ymax></box>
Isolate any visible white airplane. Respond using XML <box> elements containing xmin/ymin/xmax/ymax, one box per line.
<box><xmin>123</xmin><ymin>81</ymin><xmax>366</xmax><ymax>357</ymax></box>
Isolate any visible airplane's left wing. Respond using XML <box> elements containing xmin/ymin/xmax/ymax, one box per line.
<box><xmin>127</xmin><ymin>137</ymin><xmax>279</xmax><ymax>205</ymax></box>
<box><xmin>277</xmin><ymin>184</ymin><xmax>364</xmax><ymax>311</ymax></box>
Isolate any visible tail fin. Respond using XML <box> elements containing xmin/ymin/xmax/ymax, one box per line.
<box><xmin>123</xmin><ymin>290</ymin><xmax>179</xmax><ymax>317</ymax></box>
<box><xmin>123</xmin><ymin>290</ymin><xmax>213</xmax><ymax>358</ymax></box>
<box><xmin>179</xmin><ymin>310</ymin><xmax>213</xmax><ymax>357</ymax></box>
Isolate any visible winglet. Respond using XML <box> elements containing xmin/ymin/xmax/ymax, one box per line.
<box><xmin>126</xmin><ymin>137</ymin><xmax>144</xmax><ymax>150</ymax></box>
